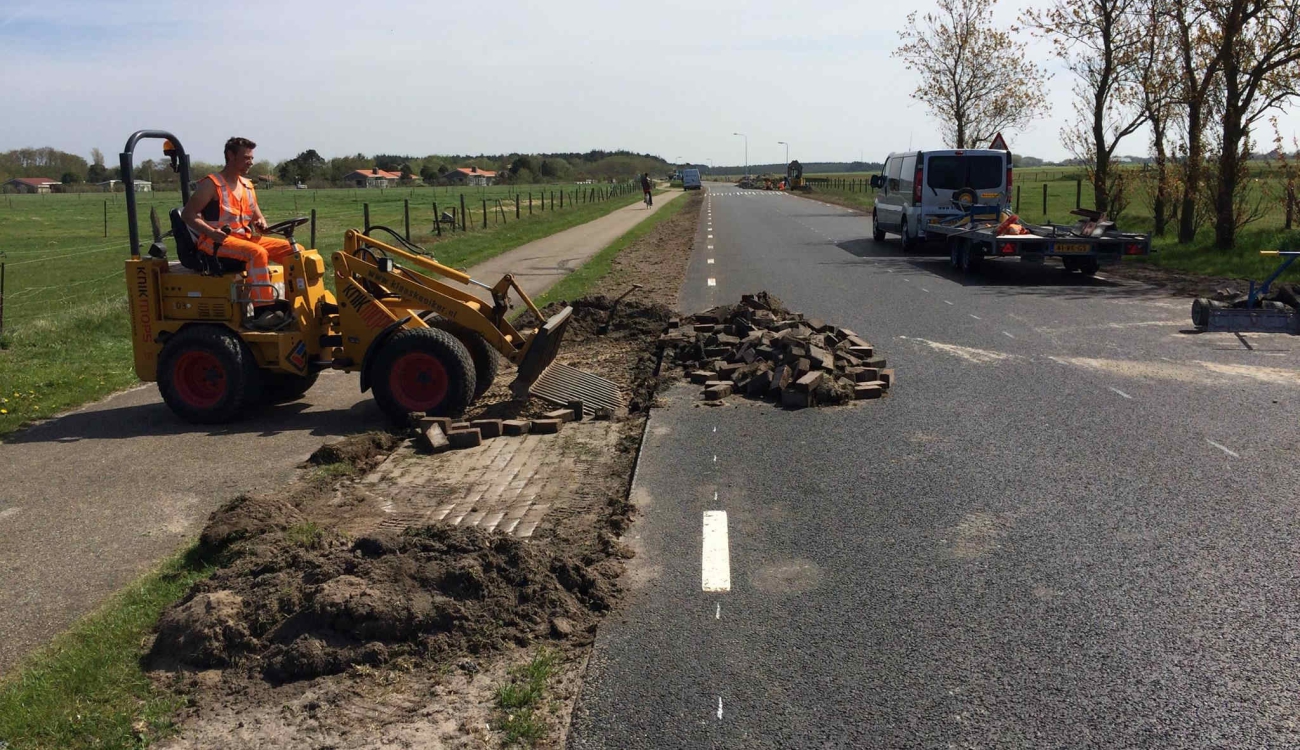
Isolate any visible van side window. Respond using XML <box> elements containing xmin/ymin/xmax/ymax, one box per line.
<box><xmin>886</xmin><ymin>157</ymin><xmax>902</xmax><ymax>192</ymax></box>
<box><xmin>899</xmin><ymin>155</ymin><xmax>917</xmax><ymax>199</ymax></box>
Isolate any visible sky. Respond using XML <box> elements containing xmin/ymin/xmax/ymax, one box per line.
<box><xmin>3</xmin><ymin>0</ymin><xmax>1299</xmax><ymax>167</ymax></box>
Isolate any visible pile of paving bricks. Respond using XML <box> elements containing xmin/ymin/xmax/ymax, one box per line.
<box><xmin>412</xmin><ymin>400</ymin><xmax>610</xmax><ymax>453</ymax></box>
<box><xmin>658</xmin><ymin>292</ymin><xmax>894</xmax><ymax>408</ymax></box>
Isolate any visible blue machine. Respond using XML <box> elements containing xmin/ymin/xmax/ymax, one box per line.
<box><xmin>1191</xmin><ymin>250</ymin><xmax>1300</xmax><ymax>333</ymax></box>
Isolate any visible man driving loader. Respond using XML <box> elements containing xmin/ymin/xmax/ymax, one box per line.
<box><xmin>181</xmin><ymin>136</ymin><xmax>298</xmax><ymax>330</ymax></box>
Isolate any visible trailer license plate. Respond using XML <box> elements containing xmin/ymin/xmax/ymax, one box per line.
<box><xmin>1055</xmin><ymin>243</ymin><xmax>1089</xmax><ymax>254</ymax></box>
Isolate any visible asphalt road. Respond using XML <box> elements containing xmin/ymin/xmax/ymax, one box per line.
<box><xmin>568</xmin><ymin>186</ymin><xmax>1300</xmax><ymax>748</ymax></box>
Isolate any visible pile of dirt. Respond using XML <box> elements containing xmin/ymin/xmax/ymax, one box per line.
<box><xmin>152</xmin><ymin>512</ymin><xmax>614</xmax><ymax>683</ymax></box>
<box><xmin>659</xmin><ymin>292</ymin><xmax>894</xmax><ymax>408</ymax></box>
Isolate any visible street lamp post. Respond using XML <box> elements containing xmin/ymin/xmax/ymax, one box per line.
<box><xmin>733</xmin><ymin>132</ymin><xmax>748</xmax><ymax>178</ymax></box>
<box><xmin>777</xmin><ymin>141</ymin><xmax>789</xmax><ymax>165</ymax></box>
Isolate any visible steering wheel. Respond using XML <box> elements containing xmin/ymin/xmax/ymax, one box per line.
<box><xmin>262</xmin><ymin>216</ymin><xmax>311</xmax><ymax>236</ymax></box>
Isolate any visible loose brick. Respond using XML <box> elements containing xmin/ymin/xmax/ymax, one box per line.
<box><xmin>864</xmin><ymin>356</ymin><xmax>887</xmax><ymax>369</ymax></box>
<box><xmin>689</xmin><ymin>370</ymin><xmax>717</xmax><ymax>385</ymax></box>
<box><xmin>446</xmin><ymin>428</ymin><xmax>482</xmax><ymax>449</ymax></box>
<box><xmin>593</xmin><ymin>407</ymin><xmax>614</xmax><ymax>420</ymax></box>
<box><xmin>705</xmin><ymin>384</ymin><xmax>732</xmax><ymax>400</ymax></box>
<box><xmin>419</xmin><ymin>423</ymin><xmax>451</xmax><ymax>453</ymax></box>
<box><xmin>694</xmin><ymin>323</ymin><xmax>717</xmax><ymax>333</ymax></box>
<box><xmin>860</xmin><ymin>367</ymin><xmax>881</xmax><ymax>382</ymax></box>
<box><xmin>450</xmin><ymin>422</ymin><xmax>471</xmax><ymax>431</ymax></box>
<box><xmin>704</xmin><ymin>380</ymin><xmax>732</xmax><ymax>388</ymax></box>
<box><xmin>502</xmin><ymin>419</ymin><xmax>532</xmax><ymax>436</ymax></box>
<box><xmin>567</xmin><ymin>400</ymin><xmax>585</xmax><ymax>420</ymax></box>
<box><xmin>544</xmin><ymin>408</ymin><xmax>576</xmax><ymax>423</ymax></box>
<box><xmin>794</xmin><ymin>370</ymin><xmax>825</xmax><ymax>392</ymax></box>
<box><xmin>470</xmin><ymin>419</ymin><xmax>503</xmax><ymax>439</ymax></box>
<box><xmin>879</xmin><ymin>369</ymin><xmax>895</xmax><ymax>388</ymax></box>
<box><xmin>854</xmin><ymin>383</ymin><xmax>883</xmax><ymax>400</ymax></box>
<box><xmin>794</xmin><ymin>357</ymin><xmax>813</xmax><ymax>379</ymax></box>
<box><xmin>848</xmin><ymin>345</ymin><xmax>874</xmax><ymax>358</ymax></box>
<box><xmin>771</xmin><ymin>364</ymin><xmax>793</xmax><ymax>391</ymax></box>
<box><xmin>531</xmin><ymin>419</ymin><xmax>563</xmax><ymax>434</ymax></box>
<box><xmin>748</xmin><ymin>370</ymin><xmax>774</xmax><ymax>397</ymax></box>
<box><xmin>781</xmin><ymin>385</ymin><xmax>811</xmax><ymax>409</ymax></box>
<box><xmin>419</xmin><ymin>416</ymin><xmax>453</xmax><ymax>434</ymax></box>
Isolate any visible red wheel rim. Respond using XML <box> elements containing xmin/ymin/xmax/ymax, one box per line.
<box><xmin>389</xmin><ymin>352</ymin><xmax>449</xmax><ymax>411</ymax></box>
<box><xmin>173</xmin><ymin>350</ymin><xmax>227</xmax><ymax>409</ymax></box>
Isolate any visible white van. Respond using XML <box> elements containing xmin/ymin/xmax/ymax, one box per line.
<box><xmin>870</xmin><ymin>149</ymin><xmax>1012</xmax><ymax>250</ymax></box>
<box><xmin>682</xmin><ymin>168</ymin><xmax>702</xmax><ymax>190</ymax></box>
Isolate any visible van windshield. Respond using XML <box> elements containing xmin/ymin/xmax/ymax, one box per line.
<box><xmin>926</xmin><ymin>155</ymin><xmax>1003</xmax><ymax>190</ymax></box>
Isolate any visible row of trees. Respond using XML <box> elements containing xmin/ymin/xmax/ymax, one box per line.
<box><xmin>272</xmin><ymin>149</ymin><xmax>671</xmax><ymax>187</ymax></box>
<box><xmin>897</xmin><ymin>0</ymin><xmax>1300</xmax><ymax>248</ymax></box>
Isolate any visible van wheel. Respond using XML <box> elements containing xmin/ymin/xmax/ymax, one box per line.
<box><xmin>900</xmin><ymin>220</ymin><xmax>915</xmax><ymax>253</ymax></box>
<box><xmin>872</xmin><ymin>212</ymin><xmax>886</xmax><ymax>242</ymax></box>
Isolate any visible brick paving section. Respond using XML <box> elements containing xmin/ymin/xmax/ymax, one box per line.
<box><xmin>352</xmin><ymin>421</ymin><xmax>618</xmax><ymax>538</ymax></box>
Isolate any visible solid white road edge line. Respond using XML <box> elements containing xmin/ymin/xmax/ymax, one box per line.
<box><xmin>1003</xmin><ymin>331</ymin><xmax>1016</xmax><ymax>339</ymax></box>
<box><xmin>1207</xmin><ymin>439</ymin><xmax>1240</xmax><ymax>458</ymax></box>
<box><xmin>717</xmin><ymin>697</ymin><xmax>724</xmax><ymax>720</ymax></box>
<box><xmin>702</xmin><ymin>510</ymin><xmax>731</xmax><ymax>592</ymax></box>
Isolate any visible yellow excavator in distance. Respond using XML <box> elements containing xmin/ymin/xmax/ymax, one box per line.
<box><xmin>121</xmin><ymin>130</ymin><xmax>618</xmax><ymax>425</ymax></box>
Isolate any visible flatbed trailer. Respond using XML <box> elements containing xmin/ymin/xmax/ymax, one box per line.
<box><xmin>924</xmin><ymin>207</ymin><xmax>1152</xmax><ymax>276</ymax></box>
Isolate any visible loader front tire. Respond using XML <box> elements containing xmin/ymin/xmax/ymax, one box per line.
<box><xmin>371</xmin><ymin>327</ymin><xmax>476</xmax><ymax>423</ymax></box>
<box><xmin>158</xmin><ymin>326</ymin><xmax>257</xmax><ymax>424</ymax></box>
<box><xmin>421</xmin><ymin>314</ymin><xmax>499</xmax><ymax>399</ymax></box>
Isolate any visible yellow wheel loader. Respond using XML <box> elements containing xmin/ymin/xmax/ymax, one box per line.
<box><xmin>121</xmin><ymin>130</ymin><xmax>618</xmax><ymax>425</ymax></box>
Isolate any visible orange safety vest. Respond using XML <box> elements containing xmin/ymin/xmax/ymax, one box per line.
<box><xmin>194</xmin><ymin>173</ymin><xmax>258</xmax><ymax>251</ymax></box>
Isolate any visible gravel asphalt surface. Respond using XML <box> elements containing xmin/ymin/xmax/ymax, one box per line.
<box><xmin>568</xmin><ymin>185</ymin><xmax>1300</xmax><ymax>748</ymax></box>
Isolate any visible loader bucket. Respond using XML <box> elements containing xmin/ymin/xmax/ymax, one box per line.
<box><xmin>509</xmin><ymin>306</ymin><xmax>623</xmax><ymax>416</ymax></box>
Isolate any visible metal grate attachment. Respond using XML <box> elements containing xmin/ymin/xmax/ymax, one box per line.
<box><xmin>528</xmin><ymin>363</ymin><xmax>622</xmax><ymax>417</ymax></box>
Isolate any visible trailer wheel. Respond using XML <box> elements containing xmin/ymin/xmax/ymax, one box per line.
<box><xmin>960</xmin><ymin>243</ymin><xmax>982</xmax><ymax>274</ymax></box>
<box><xmin>421</xmin><ymin>314</ymin><xmax>499</xmax><ymax>399</ymax></box>
<box><xmin>158</xmin><ymin>326</ymin><xmax>257</xmax><ymax>424</ymax></box>
<box><xmin>948</xmin><ymin>239</ymin><xmax>962</xmax><ymax>269</ymax></box>
<box><xmin>371</xmin><ymin>327</ymin><xmax>476</xmax><ymax>423</ymax></box>
<box><xmin>1076</xmin><ymin>258</ymin><xmax>1099</xmax><ymax>277</ymax></box>
<box><xmin>872</xmin><ymin>212</ymin><xmax>886</xmax><ymax>242</ymax></box>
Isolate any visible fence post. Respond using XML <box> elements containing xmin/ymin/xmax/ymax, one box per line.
<box><xmin>0</xmin><ymin>259</ymin><xmax>6</xmax><ymax>336</ymax></box>
<box><xmin>529</xmin><ymin>191</ymin><xmax>533</xmax><ymax>215</ymax></box>
<box><xmin>433</xmin><ymin>202</ymin><xmax>441</xmax><ymax>237</ymax></box>
<box><xmin>1075</xmin><ymin>179</ymin><xmax>1081</xmax><ymax>209</ymax></box>
<box><xmin>1016</xmin><ymin>184</ymin><xmax>1022</xmax><ymax>212</ymax></box>
<box><xmin>404</xmin><ymin>199</ymin><xmax>411</xmax><ymax>240</ymax></box>
<box><xmin>482</xmin><ymin>199</ymin><xmax>488</xmax><ymax>228</ymax></box>
<box><xmin>103</xmin><ymin>200</ymin><xmax>108</xmax><ymax>237</ymax></box>
<box><xmin>363</xmin><ymin>203</ymin><xmax>370</xmax><ymax>232</ymax></box>
<box><xmin>560</xmin><ymin>191</ymin><xmax>564</xmax><ymax>208</ymax></box>
<box><xmin>459</xmin><ymin>194</ymin><xmax>467</xmax><ymax>231</ymax></box>
<box><xmin>310</xmin><ymin>208</ymin><xmax>317</xmax><ymax>249</ymax></box>
<box><xmin>516</xmin><ymin>194</ymin><xmax>520</xmax><ymax>219</ymax></box>
<box><xmin>1042</xmin><ymin>184</ymin><xmax>1048</xmax><ymax>217</ymax></box>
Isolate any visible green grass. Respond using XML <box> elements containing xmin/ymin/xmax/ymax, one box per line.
<box><xmin>0</xmin><ymin>545</ymin><xmax>214</xmax><ymax>750</ymax></box>
<box><xmin>533</xmin><ymin>192</ymin><xmax>691</xmax><ymax>308</ymax></box>
<box><xmin>0</xmin><ymin>183</ymin><xmax>641</xmax><ymax>438</ymax></box>
<box><xmin>494</xmin><ymin>648</ymin><xmax>559</xmax><ymax>746</ymax></box>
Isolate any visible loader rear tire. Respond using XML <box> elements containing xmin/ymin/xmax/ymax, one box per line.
<box><xmin>260</xmin><ymin>370</ymin><xmax>320</xmax><ymax>404</ymax></box>
<box><xmin>421</xmin><ymin>314</ymin><xmax>499</xmax><ymax>400</ymax></box>
<box><xmin>158</xmin><ymin>326</ymin><xmax>257</xmax><ymax>424</ymax></box>
<box><xmin>371</xmin><ymin>327</ymin><xmax>476</xmax><ymax>423</ymax></box>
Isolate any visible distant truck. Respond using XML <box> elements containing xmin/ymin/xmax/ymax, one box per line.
<box><xmin>682</xmin><ymin>168</ymin><xmax>702</xmax><ymax>190</ymax></box>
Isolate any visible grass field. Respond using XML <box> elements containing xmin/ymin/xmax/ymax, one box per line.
<box><xmin>0</xmin><ymin>182</ymin><xmax>640</xmax><ymax>436</ymax></box>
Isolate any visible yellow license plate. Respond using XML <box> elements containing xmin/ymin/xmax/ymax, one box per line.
<box><xmin>1055</xmin><ymin>243</ymin><xmax>1089</xmax><ymax>254</ymax></box>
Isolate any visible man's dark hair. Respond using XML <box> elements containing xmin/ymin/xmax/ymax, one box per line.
<box><xmin>224</xmin><ymin>137</ymin><xmax>257</xmax><ymax>158</ymax></box>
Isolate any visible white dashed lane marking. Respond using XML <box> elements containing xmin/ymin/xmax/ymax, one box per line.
<box><xmin>943</xmin><ymin>300</ymin><xmax>953</xmax><ymax>305</ymax></box>
<box><xmin>1003</xmin><ymin>331</ymin><xmax>1016</xmax><ymax>339</ymax></box>
<box><xmin>702</xmin><ymin>511</ymin><xmax>731</xmax><ymax>592</ymax></box>
<box><xmin>707</xmin><ymin>278</ymin><xmax>716</xmax><ymax>286</ymax></box>
<box><xmin>707</xmin><ymin>259</ymin><xmax>714</xmax><ymax>264</ymax></box>
<box><xmin>970</xmin><ymin>314</ymin><xmax>982</xmax><ymax>320</ymax></box>
<box><xmin>1108</xmin><ymin>386</ymin><xmax>1133</xmax><ymax>400</ymax></box>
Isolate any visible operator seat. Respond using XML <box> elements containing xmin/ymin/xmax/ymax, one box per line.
<box><xmin>169</xmin><ymin>208</ymin><xmax>244</xmax><ymax>275</ymax></box>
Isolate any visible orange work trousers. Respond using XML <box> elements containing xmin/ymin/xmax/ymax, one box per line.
<box><xmin>211</xmin><ymin>235</ymin><xmax>300</xmax><ymax>305</ymax></box>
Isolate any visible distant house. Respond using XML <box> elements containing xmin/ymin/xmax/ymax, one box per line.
<box><xmin>96</xmin><ymin>179</ymin><xmax>152</xmax><ymax>193</ymax></box>
<box><xmin>4</xmin><ymin>177</ymin><xmax>59</xmax><ymax>194</ymax></box>
<box><xmin>445</xmin><ymin>167</ymin><xmax>497</xmax><ymax>187</ymax></box>
<box><xmin>343</xmin><ymin>168</ymin><xmax>402</xmax><ymax>188</ymax></box>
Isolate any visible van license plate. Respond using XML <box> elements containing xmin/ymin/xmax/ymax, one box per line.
<box><xmin>1055</xmin><ymin>243</ymin><xmax>1089</xmax><ymax>254</ymax></box>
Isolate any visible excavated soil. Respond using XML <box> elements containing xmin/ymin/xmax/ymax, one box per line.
<box><xmin>148</xmin><ymin>193</ymin><xmax>704</xmax><ymax>748</ymax></box>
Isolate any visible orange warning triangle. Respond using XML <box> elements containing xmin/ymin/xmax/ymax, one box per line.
<box><xmin>989</xmin><ymin>132</ymin><xmax>1009</xmax><ymax>151</ymax></box>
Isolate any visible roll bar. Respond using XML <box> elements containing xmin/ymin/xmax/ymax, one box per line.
<box><xmin>120</xmin><ymin>130</ymin><xmax>191</xmax><ymax>258</ymax></box>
